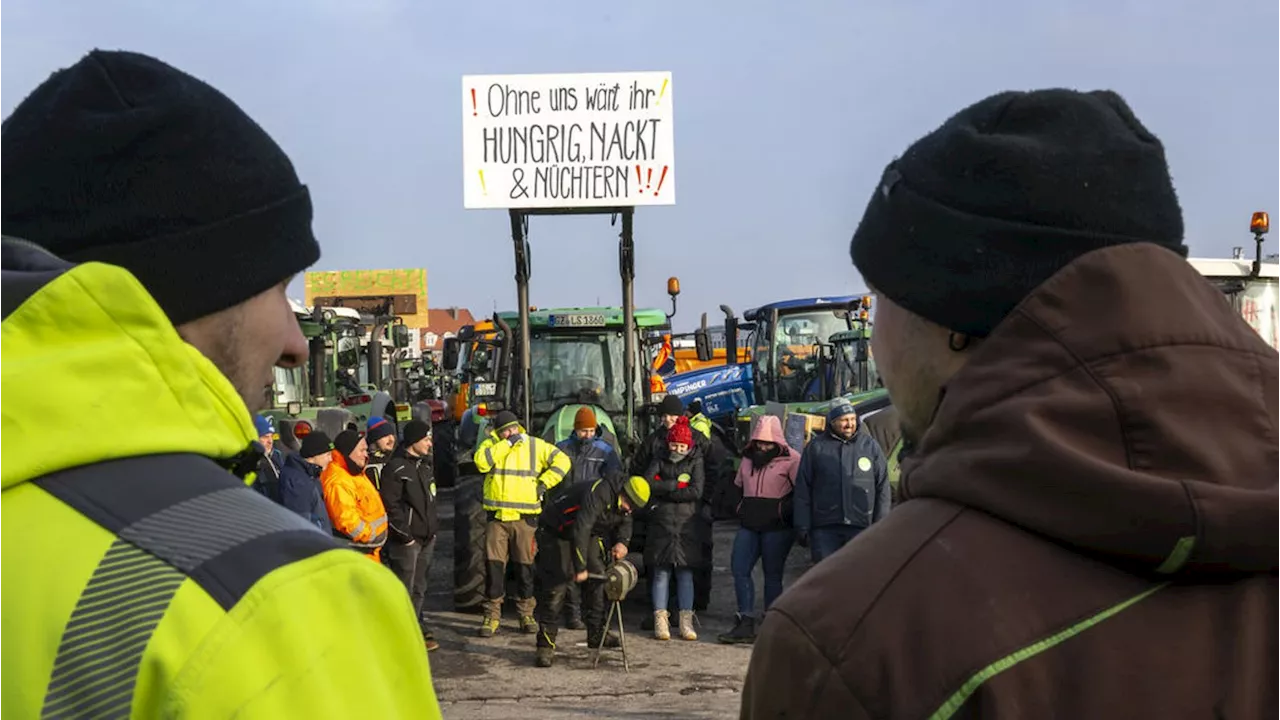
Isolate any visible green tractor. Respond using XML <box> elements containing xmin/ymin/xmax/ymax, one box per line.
<box><xmin>264</xmin><ymin>300</ymin><xmax>414</xmax><ymax>451</ymax></box>
<box><xmin>451</xmin><ymin>206</ymin><xmax>685</xmax><ymax>612</ymax></box>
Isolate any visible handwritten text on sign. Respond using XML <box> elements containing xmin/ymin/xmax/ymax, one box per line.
<box><xmin>462</xmin><ymin>71</ymin><xmax>675</xmax><ymax>209</ymax></box>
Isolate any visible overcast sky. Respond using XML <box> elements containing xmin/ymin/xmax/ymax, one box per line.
<box><xmin>4</xmin><ymin>0</ymin><xmax>1276</xmax><ymax>330</ymax></box>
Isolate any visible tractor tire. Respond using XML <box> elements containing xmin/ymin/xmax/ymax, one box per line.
<box><xmin>453</xmin><ymin>475</ymin><xmax>487</xmax><ymax>612</ymax></box>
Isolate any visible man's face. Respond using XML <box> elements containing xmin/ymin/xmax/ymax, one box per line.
<box><xmin>177</xmin><ymin>279</ymin><xmax>308</xmax><ymax>414</ymax></box>
<box><xmin>411</xmin><ymin>436</ymin><xmax>433</xmax><ymax>456</ymax></box>
<box><xmin>259</xmin><ymin>433</ymin><xmax>274</xmax><ymax>455</ymax></box>
<box><xmin>831</xmin><ymin>414</ymin><xmax>858</xmax><ymax>439</ymax></box>
<box><xmin>575</xmin><ymin>428</ymin><xmax>595</xmax><ymax>441</ymax></box>
<box><xmin>618</xmin><ymin>495</ymin><xmax>633</xmax><ymax>514</ymax></box>
<box><xmin>498</xmin><ymin>425</ymin><xmax>519</xmax><ymax>440</ymax></box>
<box><xmin>870</xmin><ymin>293</ymin><xmax>969</xmax><ymax>445</ymax></box>
<box><xmin>347</xmin><ymin>438</ymin><xmax>369</xmax><ymax>467</ymax></box>
<box><xmin>661</xmin><ymin>414</ymin><xmax>680</xmax><ymax>429</ymax></box>
<box><xmin>375</xmin><ymin>435</ymin><xmax>396</xmax><ymax>452</ymax></box>
<box><xmin>305</xmin><ymin>451</ymin><xmax>332</xmax><ymax>470</ymax></box>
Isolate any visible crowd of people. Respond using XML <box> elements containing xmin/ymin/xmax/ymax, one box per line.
<box><xmin>461</xmin><ymin>392</ymin><xmax>894</xmax><ymax>666</ymax></box>
<box><xmin>4</xmin><ymin>47</ymin><xmax>1273</xmax><ymax>720</ymax></box>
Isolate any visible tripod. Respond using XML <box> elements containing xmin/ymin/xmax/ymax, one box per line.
<box><xmin>590</xmin><ymin>558</ymin><xmax>639</xmax><ymax>671</ymax></box>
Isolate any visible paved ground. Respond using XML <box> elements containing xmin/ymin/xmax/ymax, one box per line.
<box><xmin>421</xmin><ymin>487</ymin><xmax>813</xmax><ymax>719</ymax></box>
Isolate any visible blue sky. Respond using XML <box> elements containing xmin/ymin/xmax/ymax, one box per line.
<box><xmin>4</xmin><ymin>0</ymin><xmax>1276</xmax><ymax>330</ymax></box>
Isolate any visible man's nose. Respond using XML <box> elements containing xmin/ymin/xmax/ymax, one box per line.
<box><xmin>277</xmin><ymin>320</ymin><xmax>309</xmax><ymax>369</ymax></box>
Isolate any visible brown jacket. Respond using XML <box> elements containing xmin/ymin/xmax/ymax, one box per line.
<box><xmin>741</xmin><ymin>244</ymin><xmax>1278</xmax><ymax>719</ymax></box>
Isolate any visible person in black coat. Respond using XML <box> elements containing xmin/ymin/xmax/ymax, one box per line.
<box><xmin>643</xmin><ymin>416</ymin><xmax>705</xmax><ymax>642</ymax></box>
<box><xmin>378</xmin><ymin>420</ymin><xmax>441</xmax><ymax>650</ymax></box>
<box><xmin>278</xmin><ymin>431</ymin><xmax>335</xmax><ymax>534</ymax></box>
<box><xmin>532</xmin><ymin>471</ymin><xmax>651</xmax><ymax>667</ymax></box>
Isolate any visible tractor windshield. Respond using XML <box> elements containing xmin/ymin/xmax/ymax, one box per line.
<box><xmin>831</xmin><ymin>337</ymin><xmax>878</xmax><ymax>396</ymax></box>
<box><xmin>529</xmin><ymin>330</ymin><xmax>627</xmax><ymax>414</ymax></box>
<box><xmin>756</xmin><ymin>310</ymin><xmax>850</xmax><ymax>403</ymax></box>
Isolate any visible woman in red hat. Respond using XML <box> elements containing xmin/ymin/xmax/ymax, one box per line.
<box><xmin>642</xmin><ymin>416</ymin><xmax>706</xmax><ymax>641</ymax></box>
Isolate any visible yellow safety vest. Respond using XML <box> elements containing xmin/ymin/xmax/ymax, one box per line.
<box><xmin>475</xmin><ymin>429</ymin><xmax>570</xmax><ymax>521</ymax></box>
<box><xmin>690</xmin><ymin>413</ymin><xmax>713</xmax><ymax>440</ymax></box>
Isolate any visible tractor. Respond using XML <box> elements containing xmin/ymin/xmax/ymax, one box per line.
<box><xmin>264</xmin><ymin>300</ymin><xmax>415</xmax><ymax>452</ymax></box>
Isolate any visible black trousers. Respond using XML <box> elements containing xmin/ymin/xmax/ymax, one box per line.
<box><xmin>387</xmin><ymin>536</ymin><xmax>436</xmax><ymax>630</ymax></box>
<box><xmin>534</xmin><ymin>527</ymin><xmax>607</xmax><ymax>649</ymax></box>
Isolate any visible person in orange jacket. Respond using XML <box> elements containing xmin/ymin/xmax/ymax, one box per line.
<box><xmin>322</xmin><ymin>429</ymin><xmax>389</xmax><ymax>562</ymax></box>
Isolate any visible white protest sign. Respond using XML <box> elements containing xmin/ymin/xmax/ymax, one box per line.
<box><xmin>461</xmin><ymin>71</ymin><xmax>675</xmax><ymax>209</ymax></box>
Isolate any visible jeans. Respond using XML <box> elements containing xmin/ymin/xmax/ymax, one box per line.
<box><xmin>651</xmin><ymin>566</ymin><xmax>694</xmax><ymax>612</ymax></box>
<box><xmin>810</xmin><ymin>525</ymin><xmax>861</xmax><ymax>564</ymax></box>
<box><xmin>731</xmin><ymin>527</ymin><xmax>794</xmax><ymax>615</ymax></box>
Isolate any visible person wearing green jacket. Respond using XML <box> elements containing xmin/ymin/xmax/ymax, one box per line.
<box><xmin>1</xmin><ymin>50</ymin><xmax>440</xmax><ymax>718</ymax></box>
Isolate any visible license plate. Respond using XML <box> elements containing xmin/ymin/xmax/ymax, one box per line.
<box><xmin>549</xmin><ymin>313</ymin><xmax>606</xmax><ymax>328</ymax></box>
<box><xmin>474</xmin><ymin>382</ymin><xmax>497</xmax><ymax>397</ymax></box>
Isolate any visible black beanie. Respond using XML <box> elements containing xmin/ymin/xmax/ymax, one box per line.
<box><xmin>299</xmin><ymin>431</ymin><xmax>333</xmax><ymax>460</ymax></box>
<box><xmin>658</xmin><ymin>394</ymin><xmax>684</xmax><ymax>416</ymax></box>
<box><xmin>333</xmin><ymin>430</ymin><xmax>362</xmax><ymax>458</ymax></box>
<box><xmin>402</xmin><ymin>420</ymin><xmax>431</xmax><ymax>447</ymax></box>
<box><xmin>491</xmin><ymin>411</ymin><xmax>520</xmax><ymax>432</ymax></box>
<box><xmin>1</xmin><ymin>49</ymin><xmax>320</xmax><ymax>326</ymax></box>
<box><xmin>850</xmin><ymin>88</ymin><xmax>1186</xmax><ymax>338</ymax></box>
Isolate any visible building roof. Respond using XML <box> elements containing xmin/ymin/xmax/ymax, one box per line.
<box><xmin>420</xmin><ymin>307</ymin><xmax>477</xmax><ymax>351</ymax></box>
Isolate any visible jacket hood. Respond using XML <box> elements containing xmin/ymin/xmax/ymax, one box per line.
<box><xmin>1</xmin><ymin>240</ymin><xmax>258</xmax><ymax>490</ymax></box>
<box><xmin>749</xmin><ymin>414</ymin><xmax>789</xmax><ymax>449</ymax></box>
<box><xmin>903</xmin><ymin>243</ymin><xmax>1278</xmax><ymax>577</ymax></box>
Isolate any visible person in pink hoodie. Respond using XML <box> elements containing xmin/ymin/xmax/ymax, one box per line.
<box><xmin>717</xmin><ymin>415</ymin><xmax>801</xmax><ymax>644</ymax></box>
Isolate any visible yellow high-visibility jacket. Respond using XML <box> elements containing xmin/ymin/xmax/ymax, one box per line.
<box><xmin>0</xmin><ymin>242</ymin><xmax>441</xmax><ymax>719</ymax></box>
<box><xmin>689</xmin><ymin>412</ymin><xmax>713</xmax><ymax>440</ymax></box>
<box><xmin>474</xmin><ymin>427</ymin><xmax>570</xmax><ymax>521</ymax></box>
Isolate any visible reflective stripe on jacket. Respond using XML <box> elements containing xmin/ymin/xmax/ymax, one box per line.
<box><xmin>0</xmin><ymin>241</ymin><xmax>440</xmax><ymax>718</ymax></box>
<box><xmin>474</xmin><ymin>427</ymin><xmax>570</xmax><ymax>521</ymax></box>
<box><xmin>321</xmin><ymin>454</ymin><xmax>389</xmax><ymax>556</ymax></box>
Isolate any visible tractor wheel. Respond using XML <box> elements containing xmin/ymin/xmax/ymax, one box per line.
<box><xmin>453</xmin><ymin>475</ymin><xmax>487</xmax><ymax>612</ymax></box>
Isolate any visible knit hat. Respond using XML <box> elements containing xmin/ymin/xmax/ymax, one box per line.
<box><xmin>850</xmin><ymin>89</ymin><xmax>1186</xmax><ymax>338</ymax></box>
<box><xmin>492</xmin><ymin>410</ymin><xmax>520</xmax><ymax>433</ymax></box>
<box><xmin>253</xmin><ymin>414</ymin><xmax>276</xmax><ymax>438</ymax></box>
<box><xmin>658</xmin><ymin>394</ymin><xmax>684</xmax><ymax>417</ymax></box>
<box><xmin>401</xmin><ymin>420</ymin><xmax>431</xmax><ymax>447</ymax></box>
<box><xmin>366</xmin><ymin>416</ymin><xmax>395</xmax><ymax>445</ymax></box>
<box><xmin>299</xmin><ymin>431</ymin><xmax>334</xmax><ymax>460</ymax></box>
<box><xmin>333</xmin><ymin>429</ymin><xmax>363</xmax><ymax>458</ymax></box>
<box><xmin>574</xmin><ymin>406</ymin><xmax>598</xmax><ymax>430</ymax></box>
<box><xmin>667</xmin><ymin>416</ymin><xmax>693</xmax><ymax>447</ymax></box>
<box><xmin>827</xmin><ymin>402</ymin><xmax>856</xmax><ymax>424</ymax></box>
<box><xmin>1</xmin><ymin>49</ymin><xmax>320</xmax><ymax>326</ymax></box>
<box><xmin>623</xmin><ymin>475</ymin><xmax>652</xmax><ymax>509</ymax></box>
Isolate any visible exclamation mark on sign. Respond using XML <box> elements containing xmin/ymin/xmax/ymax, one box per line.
<box><xmin>654</xmin><ymin>165</ymin><xmax>669</xmax><ymax>196</ymax></box>
<box><xmin>646</xmin><ymin>168</ymin><xmax>653</xmax><ymax>192</ymax></box>
<box><xmin>656</xmin><ymin>78</ymin><xmax>669</xmax><ymax>106</ymax></box>
<box><xmin>636</xmin><ymin>165</ymin><xmax>643</xmax><ymax>187</ymax></box>
<box><xmin>478</xmin><ymin>169</ymin><xmax>487</xmax><ymax>195</ymax></box>
<box><xmin>470</xmin><ymin>88</ymin><xmax>477</xmax><ymax>116</ymax></box>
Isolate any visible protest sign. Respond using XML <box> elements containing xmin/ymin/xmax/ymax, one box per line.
<box><xmin>461</xmin><ymin>71</ymin><xmax>675</xmax><ymax>209</ymax></box>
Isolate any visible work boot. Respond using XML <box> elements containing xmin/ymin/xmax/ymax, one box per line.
<box><xmin>587</xmin><ymin>629</ymin><xmax>621</xmax><ymax>648</ymax></box>
<box><xmin>653</xmin><ymin>610</ymin><xmax>671</xmax><ymax>641</ymax></box>
<box><xmin>564</xmin><ymin>609</ymin><xmax>585</xmax><ymax>631</ymax></box>
<box><xmin>535</xmin><ymin>646</ymin><xmax>555</xmax><ymax>668</ymax></box>
<box><xmin>716</xmin><ymin>613</ymin><xmax>756</xmax><ymax>645</ymax></box>
<box><xmin>478</xmin><ymin>616</ymin><xmax>499</xmax><ymax>638</ymax></box>
<box><xmin>520</xmin><ymin>615</ymin><xmax>539</xmax><ymax>634</ymax></box>
<box><xmin>423</xmin><ymin>627</ymin><xmax>440</xmax><ymax>652</ymax></box>
<box><xmin>678</xmin><ymin>610</ymin><xmax>698</xmax><ymax>641</ymax></box>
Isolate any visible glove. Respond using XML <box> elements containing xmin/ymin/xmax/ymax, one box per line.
<box><xmin>507</xmin><ymin>433</ymin><xmax>524</xmax><ymax>446</ymax></box>
<box><xmin>795</xmin><ymin>531</ymin><xmax>809</xmax><ymax>548</ymax></box>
